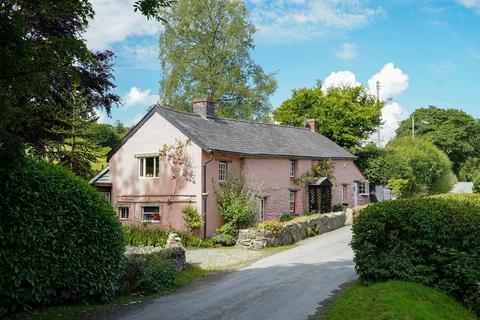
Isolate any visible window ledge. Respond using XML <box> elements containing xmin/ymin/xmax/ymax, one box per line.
<box><xmin>142</xmin><ymin>220</ymin><xmax>161</xmax><ymax>223</ymax></box>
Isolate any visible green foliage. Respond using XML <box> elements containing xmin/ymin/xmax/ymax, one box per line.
<box><xmin>123</xmin><ymin>225</ymin><xmax>212</xmax><ymax>248</ymax></box>
<box><xmin>215</xmin><ymin>172</ymin><xmax>259</xmax><ymax>235</ymax></box>
<box><xmin>280</xmin><ymin>213</ymin><xmax>293</xmax><ymax>222</ymax></box>
<box><xmin>158</xmin><ymin>0</ymin><xmax>277</xmax><ymax>120</ymax></box>
<box><xmin>0</xmin><ymin>1</ymin><xmax>119</xmax><ymax>159</ymax></box>
<box><xmin>133</xmin><ymin>0</ymin><xmax>174</xmax><ymax>21</ymax></box>
<box><xmin>473</xmin><ymin>174</ymin><xmax>480</xmax><ymax>194</ymax></box>
<box><xmin>294</xmin><ymin>160</ymin><xmax>333</xmax><ymax>185</ymax></box>
<box><xmin>90</xmin><ymin>123</ymin><xmax>121</xmax><ymax>148</ymax></box>
<box><xmin>273</xmin><ymin>84</ymin><xmax>382</xmax><ymax>152</ymax></box>
<box><xmin>357</xmin><ymin>138</ymin><xmax>455</xmax><ymax>198</ymax></box>
<box><xmin>209</xmin><ymin>233</ymin><xmax>238</xmax><ymax>246</ymax></box>
<box><xmin>396</xmin><ymin>106</ymin><xmax>480</xmax><ymax>173</ymax></box>
<box><xmin>257</xmin><ymin>220</ymin><xmax>283</xmax><ymax>234</ymax></box>
<box><xmin>351</xmin><ymin>195</ymin><xmax>480</xmax><ymax>315</ymax></box>
<box><xmin>0</xmin><ymin>158</ymin><xmax>125</xmax><ymax>315</ymax></box>
<box><xmin>181</xmin><ymin>205</ymin><xmax>203</xmax><ymax>232</ymax></box>
<box><xmin>458</xmin><ymin>157</ymin><xmax>480</xmax><ymax>182</ymax></box>
<box><xmin>332</xmin><ymin>203</ymin><xmax>346</xmax><ymax>212</ymax></box>
<box><xmin>324</xmin><ymin>281</ymin><xmax>477</xmax><ymax>320</ymax></box>
<box><xmin>137</xmin><ymin>254</ymin><xmax>178</xmax><ymax>294</ymax></box>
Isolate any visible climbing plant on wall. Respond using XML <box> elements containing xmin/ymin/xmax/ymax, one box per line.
<box><xmin>159</xmin><ymin>139</ymin><xmax>195</xmax><ymax>196</ymax></box>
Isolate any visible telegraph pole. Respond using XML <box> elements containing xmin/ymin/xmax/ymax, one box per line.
<box><xmin>376</xmin><ymin>80</ymin><xmax>381</xmax><ymax>148</ymax></box>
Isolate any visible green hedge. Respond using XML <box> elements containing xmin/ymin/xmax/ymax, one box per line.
<box><xmin>351</xmin><ymin>194</ymin><xmax>480</xmax><ymax>315</ymax></box>
<box><xmin>0</xmin><ymin>159</ymin><xmax>125</xmax><ymax>315</ymax></box>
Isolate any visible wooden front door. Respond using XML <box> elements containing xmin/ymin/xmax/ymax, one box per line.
<box><xmin>308</xmin><ymin>185</ymin><xmax>332</xmax><ymax>213</ymax></box>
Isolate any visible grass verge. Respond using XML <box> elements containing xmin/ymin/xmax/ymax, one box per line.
<box><xmin>11</xmin><ymin>265</ymin><xmax>211</xmax><ymax>320</ymax></box>
<box><xmin>322</xmin><ymin>280</ymin><xmax>477</xmax><ymax>320</ymax></box>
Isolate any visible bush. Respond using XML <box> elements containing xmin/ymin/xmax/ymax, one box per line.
<box><xmin>351</xmin><ymin>195</ymin><xmax>480</xmax><ymax>315</ymax></box>
<box><xmin>210</xmin><ymin>233</ymin><xmax>238</xmax><ymax>246</ymax></box>
<box><xmin>124</xmin><ymin>225</ymin><xmax>168</xmax><ymax>247</ymax></box>
<box><xmin>181</xmin><ymin>205</ymin><xmax>203</xmax><ymax>232</ymax></box>
<box><xmin>137</xmin><ymin>254</ymin><xmax>178</xmax><ymax>294</ymax></box>
<box><xmin>474</xmin><ymin>174</ymin><xmax>480</xmax><ymax>194</ymax></box>
<box><xmin>332</xmin><ymin>203</ymin><xmax>346</xmax><ymax>212</ymax></box>
<box><xmin>257</xmin><ymin>220</ymin><xmax>283</xmax><ymax>234</ymax></box>
<box><xmin>280</xmin><ymin>213</ymin><xmax>293</xmax><ymax>222</ymax></box>
<box><xmin>0</xmin><ymin>158</ymin><xmax>125</xmax><ymax>315</ymax></box>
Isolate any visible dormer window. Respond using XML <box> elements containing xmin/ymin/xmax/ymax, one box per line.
<box><xmin>139</xmin><ymin>156</ymin><xmax>159</xmax><ymax>177</ymax></box>
<box><xmin>289</xmin><ymin>160</ymin><xmax>296</xmax><ymax>178</ymax></box>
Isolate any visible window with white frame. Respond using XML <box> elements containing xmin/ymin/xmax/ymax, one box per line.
<box><xmin>357</xmin><ymin>181</ymin><xmax>369</xmax><ymax>195</ymax></box>
<box><xmin>142</xmin><ymin>206</ymin><xmax>160</xmax><ymax>221</ymax></box>
<box><xmin>289</xmin><ymin>191</ymin><xmax>296</xmax><ymax>213</ymax></box>
<box><xmin>218</xmin><ymin>161</ymin><xmax>227</xmax><ymax>182</ymax></box>
<box><xmin>119</xmin><ymin>207</ymin><xmax>129</xmax><ymax>220</ymax></box>
<box><xmin>139</xmin><ymin>156</ymin><xmax>159</xmax><ymax>177</ymax></box>
<box><xmin>259</xmin><ymin>197</ymin><xmax>266</xmax><ymax>221</ymax></box>
<box><xmin>341</xmin><ymin>185</ymin><xmax>347</xmax><ymax>203</ymax></box>
<box><xmin>289</xmin><ymin>160</ymin><xmax>296</xmax><ymax>178</ymax></box>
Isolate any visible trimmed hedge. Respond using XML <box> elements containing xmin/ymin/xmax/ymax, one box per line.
<box><xmin>351</xmin><ymin>194</ymin><xmax>480</xmax><ymax>315</ymax></box>
<box><xmin>0</xmin><ymin>159</ymin><xmax>125</xmax><ymax>315</ymax></box>
<box><xmin>123</xmin><ymin>225</ymin><xmax>213</xmax><ymax>248</ymax></box>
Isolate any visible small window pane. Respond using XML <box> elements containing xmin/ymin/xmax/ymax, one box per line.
<box><xmin>145</xmin><ymin>157</ymin><xmax>154</xmax><ymax>177</ymax></box>
<box><xmin>119</xmin><ymin>207</ymin><xmax>129</xmax><ymax>219</ymax></box>
<box><xmin>289</xmin><ymin>191</ymin><xmax>296</xmax><ymax>213</ymax></box>
<box><xmin>140</xmin><ymin>158</ymin><xmax>144</xmax><ymax>177</ymax></box>
<box><xmin>155</xmin><ymin>157</ymin><xmax>160</xmax><ymax>177</ymax></box>
<box><xmin>219</xmin><ymin>162</ymin><xmax>227</xmax><ymax>182</ymax></box>
<box><xmin>143</xmin><ymin>206</ymin><xmax>160</xmax><ymax>221</ymax></box>
<box><xmin>290</xmin><ymin>160</ymin><xmax>295</xmax><ymax>177</ymax></box>
<box><xmin>259</xmin><ymin>198</ymin><xmax>265</xmax><ymax>221</ymax></box>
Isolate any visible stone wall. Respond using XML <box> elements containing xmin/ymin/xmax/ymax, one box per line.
<box><xmin>236</xmin><ymin>212</ymin><xmax>346</xmax><ymax>250</ymax></box>
<box><xmin>124</xmin><ymin>233</ymin><xmax>186</xmax><ymax>270</ymax></box>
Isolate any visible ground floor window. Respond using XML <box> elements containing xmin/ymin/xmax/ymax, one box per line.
<box><xmin>100</xmin><ymin>191</ymin><xmax>111</xmax><ymax>203</ymax></box>
<box><xmin>289</xmin><ymin>191</ymin><xmax>296</xmax><ymax>213</ymax></box>
<box><xmin>259</xmin><ymin>197</ymin><xmax>266</xmax><ymax>221</ymax></box>
<box><xmin>357</xmin><ymin>181</ymin><xmax>369</xmax><ymax>195</ymax></box>
<box><xmin>119</xmin><ymin>207</ymin><xmax>129</xmax><ymax>220</ymax></box>
<box><xmin>341</xmin><ymin>185</ymin><xmax>347</xmax><ymax>204</ymax></box>
<box><xmin>143</xmin><ymin>206</ymin><xmax>160</xmax><ymax>221</ymax></box>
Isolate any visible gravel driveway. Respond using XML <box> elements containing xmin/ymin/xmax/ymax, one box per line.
<box><xmin>186</xmin><ymin>247</ymin><xmax>269</xmax><ymax>270</ymax></box>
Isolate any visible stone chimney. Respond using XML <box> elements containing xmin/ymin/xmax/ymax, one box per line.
<box><xmin>304</xmin><ymin>119</ymin><xmax>318</xmax><ymax>132</ymax></box>
<box><xmin>192</xmin><ymin>98</ymin><xmax>215</xmax><ymax>118</ymax></box>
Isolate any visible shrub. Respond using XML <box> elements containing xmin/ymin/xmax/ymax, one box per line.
<box><xmin>137</xmin><ymin>254</ymin><xmax>178</xmax><ymax>294</ymax></box>
<box><xmin>181</xmin><ymin>205</ymin><xmax>203</xmax><ymax>232</ymax></box>
<box><xmin>351</xmin><ymin>195</ymin><xmax>480</xmax><ymax>315</ymax></box>
<box><xmin>280</xmin><ymin>213</ymin><xmax>293</xmax><ymax>222</ymax></box>
<box><xmin>257</xmin><ymin>220</ymin><xmax>283</xmax><ymax>234</ymax></box>
<box><xmin>124</xmin><ymin>225</ymin><xmax>168</xmax><ymax>247</ymax></box>
<box><xmin>0</xmin><ymin>158</ymin><xmax>125</xmax><ymax>315</ymax></box>
<box><xmin>474</xmin><ymin>174</ymin><xmax>480</xmax><ymax>194</ymax></box>
<box><xmin>332</xmin><ymin>203</ymin><xmax>346</xmax><ymax>212</ymax></box>
<box><xmin>214</xmin><ymin>172</ymin><xmax>259</xmax><ymax>244</ymax></box>
<box><xmin>210</xmin><ymin>233</ymin><xmax>238</xmax><ymax>246</ymax></box>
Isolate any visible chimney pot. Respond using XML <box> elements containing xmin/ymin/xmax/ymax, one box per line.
<box><xmin>192</xmin><ymin>98</ymin><xmax>215</xmax><ymax>118</ymax></box>
<box><xmin>304</xmin><ymin>119</ymin><xmax>318</xmax><ymax>132</ymax></box>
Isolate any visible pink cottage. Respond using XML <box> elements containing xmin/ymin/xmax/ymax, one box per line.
<box><xmin>90</xmin><ymin>99</ymin><xmax>369</xmax><ymax>237</ymax></box>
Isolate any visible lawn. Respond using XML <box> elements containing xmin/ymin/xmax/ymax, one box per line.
<box><xmin>323</xmin><ymin>280</ymin><xmax>477</xmax><ymax>320</ymax></box>
<box><xmin>12</xmin><ymin>265</ymin><xmax>211</xmax><ymax>320</ymax></box>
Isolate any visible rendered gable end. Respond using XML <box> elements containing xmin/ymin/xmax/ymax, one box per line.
<box><xmin>109</xmin><ymin>112</ymin><xmax>203</xmax><ymax>229</ymax></box>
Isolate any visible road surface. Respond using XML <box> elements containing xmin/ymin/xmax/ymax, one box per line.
<box><xmin>108</xmin><ymin>226</ymin><xmax>356</xmax><ymax>320</ymax></box>
<box><xmin>450</xmin><ymin>182</ymin><xmax>473</xmax><ymax>193</ymax></box>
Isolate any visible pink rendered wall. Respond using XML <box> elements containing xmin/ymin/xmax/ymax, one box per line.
<box><xmin>203</xmin><ymin>157</ymin><xmax>369</xmax><ymax>233</ymax></box>
<box><xmin>109</xmin><ymin>112</ymin><xmax>203</xmax><ymax>231</ymax></box>
<box><xmin>330</xmin><ymin>160</ymin><xmax>370</xmax><ymax>207</ymax></box>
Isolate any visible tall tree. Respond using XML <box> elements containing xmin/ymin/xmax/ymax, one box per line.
<box><xmin>396</xmin><ymin>106</ymin><xmax>480</xmax><ymax>173</ymax></box>
<box><xmin>273</xmin><ymin>83</ymin><xmax>382</xmax><ymax>152</ymax></box>
<box><xmin>0</xmin><ymin>0</ymin><xmax>119</xmax><ymax>163</ymax></box>
<box><xmin>157</xmin><ymin>0</ymin><xmax>277</xmax><ymax>120</ymax></box>
<box><xmin>51</xmin><ymin>83</ymin><xmax>99</xmax><ymax>179</ymax></box>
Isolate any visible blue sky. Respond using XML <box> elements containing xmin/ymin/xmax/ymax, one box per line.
<box><xmin>86</xmin><ymin>0</ymin><xmax>480</xmax><ymax>144</ymax></box>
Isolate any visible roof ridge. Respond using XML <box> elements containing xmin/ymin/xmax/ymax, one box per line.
<box><xmin>154</xmin><ymin>105</ymin><xmax>311</xmax><ymax>131</ymax></box>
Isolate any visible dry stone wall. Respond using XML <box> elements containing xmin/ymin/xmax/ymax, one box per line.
<box><xmin>236</xmin><ymin>212</ymin><xmax>346</xmax><ymax>250</ymax></box>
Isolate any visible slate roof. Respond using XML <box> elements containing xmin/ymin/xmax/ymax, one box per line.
<box><xmin>107</xmin><ymin>106</ymin><xmax>356</xmax><ymax>161</ymax></box>
<box><xmin>89</xmin><ymin>166</ymin><xmax>111</xmax><ymax>185</ymax></box>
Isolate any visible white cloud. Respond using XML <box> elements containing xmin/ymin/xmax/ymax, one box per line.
<box><xmin>335</xmin><ymin>43</ymin><xmax>357</xmax><ymax>60</ymax></box>
<box><xmin>249</xmin><ymin>0</ymin><xmax>383</xmax><ymax>40</ymax></box>
<box><xmin>322</xmin><ymin>71</ymin><xmax>360</xmax><ymax>92</ymax></box>
<box><xmin>367</xmin><ymin>63</ymin><xmax>410</xmax><ymax>101</ymax></box>
<box><xmin>123</xmin><ymin>87</ymin><xmax>159</xmax><ymax>108</ymax></box>
<box><xmin>85</xmin><ymin>0</ymin><xmax>162</xmax><ymax>50</ymax></box>
<box><xmin>380</xmin><ymin>102</ymin><xmax>409</xmax><ymax>145</ymax></box>
<box><xmin>95</xmin><ymin>110</ymin><xmax>108</xmax><ymax>124</ymax></box>
<box><xmin>458</xmin><ymin>0</ymin><xmax>480</xmax><ymax>13</ymax></box>
<box><xmin>118</xmin><ymin>42</ymin><xmax>160</xmax><ymax>70</ymax></box>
